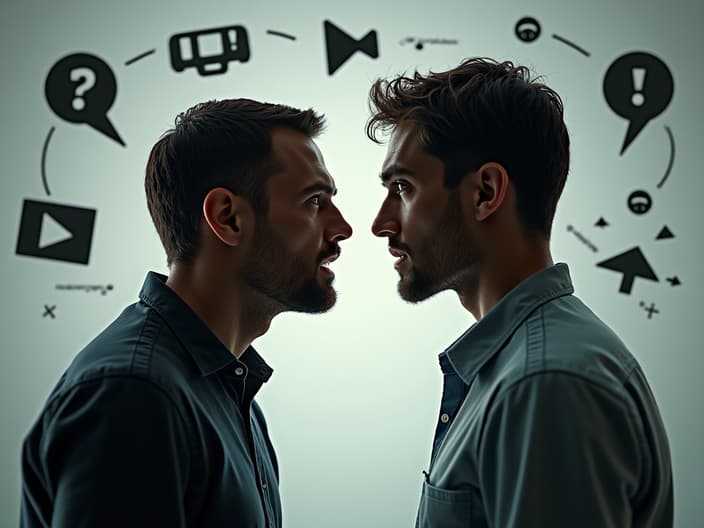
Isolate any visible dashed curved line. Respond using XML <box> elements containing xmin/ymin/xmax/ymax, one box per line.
<box><xmin>657</xmin><ymin>126</ymin><xmax>675</xmax><ymax>189</ymax></box>
<box><xmin>551</xmin><ymin>34</ymin><xmax>590</xmax><ymax>57</ymax></box>
<box><xmin>266</xmin><ymin>30</ymin><xmax>297</xmax><ymax>41</ymax></box>
<box><xmin>41</xmin><ymin>126</ymin><xmax>55</xmax><ymax>196</ymax></box>
<box><xmin>125</xmin><ymin>49</ymin><xmax>156</xmax><ymax>66</ymax></box>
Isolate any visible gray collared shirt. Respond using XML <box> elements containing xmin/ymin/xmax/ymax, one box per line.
<box><xmin>417</xmin><ymin>263</ymin><xmax>673</xmax><ymax>527</ymax></box>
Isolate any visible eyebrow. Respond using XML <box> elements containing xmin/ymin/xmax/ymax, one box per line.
<box><xmin>380</xmin><ymin>165</ymin><xmax>415</xmax><ymax>184</ymax></box>
<box><xmin>299</xmin><ymin>181</ymin><xmax>337</xmax><ymax>197</ymax></box>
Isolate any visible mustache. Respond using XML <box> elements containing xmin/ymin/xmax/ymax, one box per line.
<box><xmin>389</xmin><ymin>239</ymin><xmax>411</xmax><ymax>256</ymax></box>
<box><xmin>318</xmin><ymin>245</ymin><xmax>341</xmax><ymax>262</ymax></box>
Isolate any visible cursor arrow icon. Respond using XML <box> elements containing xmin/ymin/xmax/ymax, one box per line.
<box><xmin>596</xmin><ymin>247</ymin><xmax>659</xmax><ymax>294</ymax></box>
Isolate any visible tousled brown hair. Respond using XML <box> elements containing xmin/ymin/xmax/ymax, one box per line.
<box><xmin>367</xmin><ymin>57</ymin><xmax>570</xmax><ymax>237</ymax></box>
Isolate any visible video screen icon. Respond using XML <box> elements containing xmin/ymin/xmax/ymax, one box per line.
<box><xmin>169</xmin><ymin>25</ymin><xmax>250</xmax><ymax>76</ymax></box>
<box><xmin>16</xmin><ymin>199</ymin><xmax>96</xmax><ymax>265</ymax></box>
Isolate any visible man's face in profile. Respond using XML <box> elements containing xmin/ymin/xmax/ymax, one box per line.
<box><xmin>242</xmin><ymin>127</ymin><xmax>353</xmax><ymax>313</ymax></box>
<box><xmin>372</xmin><ymin>122</ymin><xmax>478</xmax><ymax>302</ymax></box>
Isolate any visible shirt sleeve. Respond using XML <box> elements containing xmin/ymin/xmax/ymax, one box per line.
<box><xmin>478</xmin><ymin>371</ymin><xmax>645</xmax><ymax>528</ymax></box>
<box><xmin>21</xmin><ymin>376</ymin><xmax>192</xmax><ymax>528</ymax></box>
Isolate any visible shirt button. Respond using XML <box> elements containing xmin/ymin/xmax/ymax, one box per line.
<box><xmin>234</xmin><ymin>367</ymin><xmax>245</xmax><ymax>376</ymax></box>
<box><xmin>261</xmin><ymin>481</ymin><xmax>268</xmax><ymax>490</ymax></box>
<box><xmin>440</xmin><ymin>413</ymin><xmax>451</xmax><ymax>424</ymax></box>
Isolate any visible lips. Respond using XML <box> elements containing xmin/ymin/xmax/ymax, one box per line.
<box><xmin>319</xmin><ymin>251</ymin><xmax>340</xmax><ymax>278</ymax></box>
<box><xmin>320</xmin><ymin>252</ymin><xmax>340</xmax><ymax>267</ymax></box>
<box><xmin>388</xmin><ymin>247</ymin><xmax>408</xmax><ymax>267</ymax></box>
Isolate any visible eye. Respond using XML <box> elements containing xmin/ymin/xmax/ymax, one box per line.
<box><xmin>308</xmin><ymin>195</ymin><xmax>322</xmax><ymax>206</ymax></box>
<box><xmin>392</xmin><ymin>180</ymin><xmax>409</xmax><ymax>195</ymax></box>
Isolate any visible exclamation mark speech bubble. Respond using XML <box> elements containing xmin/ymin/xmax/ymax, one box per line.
<box><xmin>603</xmin><ymin>52</ymin><xmax>673</xmax><ymax>155</ymax></box>
<box><xmin>631</xmin><ymin>67</ymin><xmax>646</xmax><ymax>107</ymax></box>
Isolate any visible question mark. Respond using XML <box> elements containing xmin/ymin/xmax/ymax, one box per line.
<box><xmin>69</xmin><ymin>67</ymin><xmax>96</xmax><ymax>111</ymax></box>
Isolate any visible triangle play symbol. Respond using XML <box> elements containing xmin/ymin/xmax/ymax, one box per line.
<box><xmin>39</xmin><ymin>212</ymin><xmax>74</xmax><ymax>249</ymax></box>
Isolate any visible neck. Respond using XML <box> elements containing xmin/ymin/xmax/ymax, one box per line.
<box><xmin>458</xmin><ymin>235</ymin><xmax>553</xmax><ymax>321</ymax></box>
<box><xmin>165</xmin><ymin>259</ymin><xmax>273</xmax><ymax>358</ymax></box>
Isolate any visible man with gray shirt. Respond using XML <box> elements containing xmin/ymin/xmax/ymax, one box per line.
<box><xmin>368</xmin><ymin>57</ymin><xmax>672</xmax><ymax>527</ymax></box>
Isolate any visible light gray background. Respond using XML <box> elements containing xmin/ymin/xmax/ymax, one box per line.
<box><xmin>2</xmin><ymin>0</ymin><xmax>702</xmax><ymax>526</ymax></box>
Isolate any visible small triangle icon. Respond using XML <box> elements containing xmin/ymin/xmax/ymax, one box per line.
<box><xmin>39</xmin><ymin>212</ymin><xmax>74</xmax><ymax>249</ymax></box>
<box><xmin>656</xmin><ymin>226</ymin><xmax>675</xmax><ymax>240</ymax></box>
<box><xmin>595</xmin><ymin>217</ymin><xmax>609</xmax><ymax>228</ymax></box>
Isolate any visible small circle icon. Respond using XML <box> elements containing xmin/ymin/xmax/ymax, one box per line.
<box><xmin>628</xmin><ymin>190</ymin><xmax>653</xmax><ymax>215</ymax></box>
<box><xmin>515</xmin><ymin>17</ymin><xmax>541</xmax><ymax>43</ymax></box>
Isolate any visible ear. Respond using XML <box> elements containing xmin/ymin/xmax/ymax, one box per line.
<box><xmin>470</xmin><ymin>162</ymin><xmax>510</xmax><ymax>222</ymax></box>
<box><xmin>202</xmin><ymin>187</ymin><xmax>250</xmax><ymax>247</ymax></box>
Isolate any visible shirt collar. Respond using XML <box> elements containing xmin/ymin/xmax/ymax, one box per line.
<box><xmin>444</xmin><ymin>263</ymin><xmax>574</xmax><ymax>385</ymax></box>
<box><xmin>138</xmin><ymin>271</ymin><xmax>273</xmax><ymax>381</ymax></box>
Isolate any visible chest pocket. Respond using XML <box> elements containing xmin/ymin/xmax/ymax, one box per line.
<box><xmin>416</xmin><ymin>480</ymin><xmax>486</xmax><ymax>528</ymax></box>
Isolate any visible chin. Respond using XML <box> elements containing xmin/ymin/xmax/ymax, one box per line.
<box><xmin>398</xmin><ymin>286</ymin><xmax>431</xmax><ymax>304</ymax></box>
<box><xmin>288</xmin><ymin>281</ymin><xmax>337</xmax><ymax>314</ymax></box>
<box><xmin>398</xmin><ymin>271</ymin><xmax>443</xmax><ymax>304</ymax></box>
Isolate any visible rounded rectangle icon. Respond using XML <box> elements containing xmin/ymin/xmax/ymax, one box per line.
<box><xmin>169</xmin><ymin>25</ymin><xmax>250</xmax><ymax>76</ymax></box>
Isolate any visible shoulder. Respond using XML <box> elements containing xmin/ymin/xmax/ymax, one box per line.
<box><xmin>45</xmin><ymin>374</ymin><xmax>187</xmax><ymax>426</ymax></box>
<box><xmin>46</xmin><ymin>300</ymin><xmax>197</xmax><ymax>412</ymax></box>
<box><xmin>23</xmin><ymin>374</ymin><xmax>194</xmax><ymax>474</ymax></box>
<box><xmin>494</xmin><ymin>293</ymin><xmax>640</xmax><ymax>393</ymax></box>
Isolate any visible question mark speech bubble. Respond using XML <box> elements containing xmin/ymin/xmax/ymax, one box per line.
<box><xmin>603</xmin><ymin>52</ymin><xmax>673</xmax><ymax>155</ymax></box>
<box><xmin>69</xmin><ymin>67</ymin><xmax>96</xmax><ymax>111</ymax></box>
<box><xmin>45</xmin><ymin>53</ymin><xmax>125</xmax><ymax>146</ymax></box>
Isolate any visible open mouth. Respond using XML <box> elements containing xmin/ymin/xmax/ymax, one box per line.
<box><xmin>389</xmin><ymin>247</ymin><xmax>408</xmax><ymax>267</ymax></box>
<box><xmin>319</xmin><ymin>252</ymin><xmax>340</xmax><ymax>276</ymax></box>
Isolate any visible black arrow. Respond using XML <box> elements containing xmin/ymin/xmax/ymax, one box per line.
<box><xmin>596</xmin><ymin>247</ymin><xmax>658</xmax><ymax>294</ymax></box>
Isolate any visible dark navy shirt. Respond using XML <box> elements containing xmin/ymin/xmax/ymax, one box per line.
<box><xmin>21</xmin><ymin>272</ymin><xmax>282</xmax><ymax>528</ymax></box>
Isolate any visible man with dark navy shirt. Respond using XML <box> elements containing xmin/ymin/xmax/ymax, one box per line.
<box><xmin>368</xmin><ymin>58</ymin><xmax>673</xmax><ymax>527</ymax></box>
<box><xmin>20</xmin><ymin>99</ymin><xmax>352</xmax><ymax>527</ymax></box>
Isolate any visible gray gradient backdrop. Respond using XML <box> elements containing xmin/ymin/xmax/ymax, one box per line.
<box><xmin>2</xmin><ymin>0</ymin><xmax>702</xmax><ymax>526</ymax></box>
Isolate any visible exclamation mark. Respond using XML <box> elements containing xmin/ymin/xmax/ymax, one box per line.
<box><xmin>631</xmin><ymin>67</ymin><xmax>646</xmax><ymax>107</ymax></box>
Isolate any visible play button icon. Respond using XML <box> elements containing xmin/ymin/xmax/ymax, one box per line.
<box><xmin>39</xmin><ymin>212</ymin><xmax>74</xmax><ymax>249</ymax></box>
<box><xmin>16</xmin><ymin>199</ymin><xmax>96</xmax><ymax>264</ymax></box>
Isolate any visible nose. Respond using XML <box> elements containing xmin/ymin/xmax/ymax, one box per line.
<box><xmin>325</xmin><ymin>204</ymin><xmax>353</xmax><ymax>243</ymax></box>
<box><xmin>371</xmin><ymin>201</ymin><xmax>399</xmax><ymax>238</ymax></box>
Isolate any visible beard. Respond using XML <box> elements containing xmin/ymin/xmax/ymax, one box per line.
<box><xmin>241</xmin><ymin>218</ymin><xmax>338</xmax><ymax>314</ymax></box>
<box><xmin>396</xmin><ymin>194</ymin><xmax>477</xmax><ymax>303</ymax></box>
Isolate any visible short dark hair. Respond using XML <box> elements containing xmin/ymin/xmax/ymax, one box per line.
<box><xmin>367</xmin><ymin>57</ymin><xmax>570</xmax><ymax>237</ymax></box>
<box><xmin>145</xmin><ymin>98</ymin><xmax>325</xmax><ymax>266</ymax></box>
